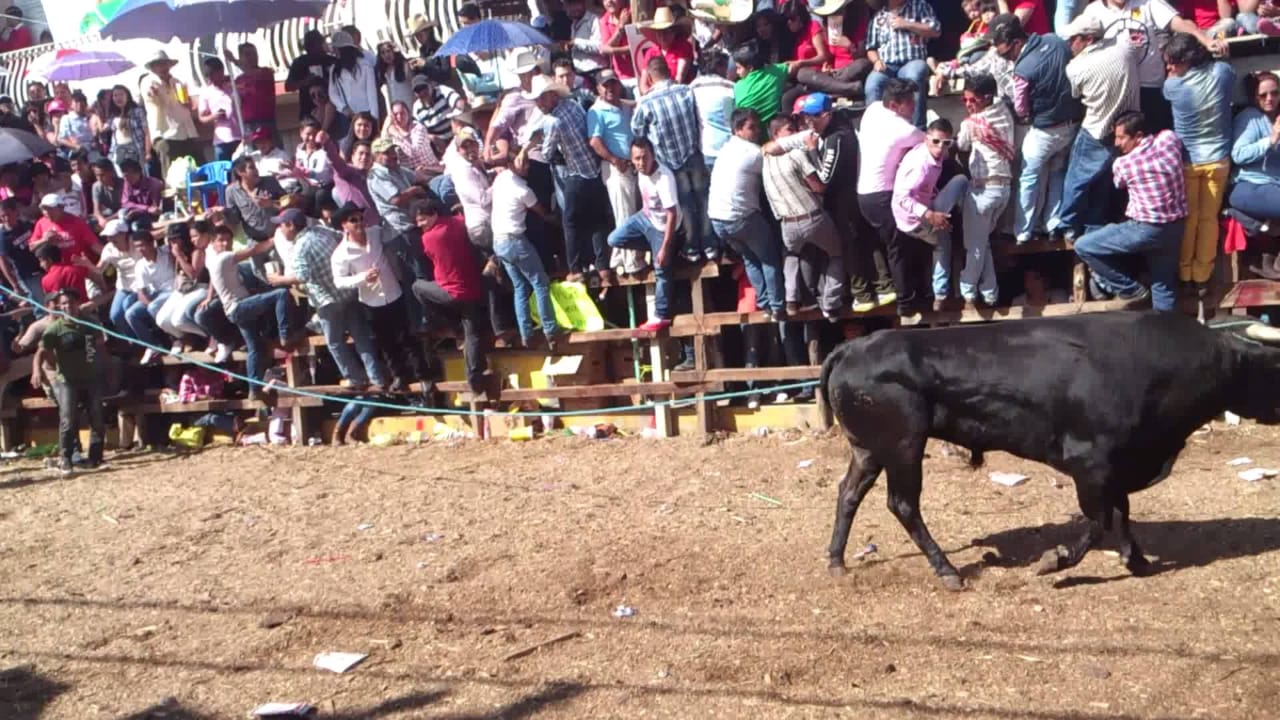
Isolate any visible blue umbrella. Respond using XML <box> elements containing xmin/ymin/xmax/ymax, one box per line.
<box><xmin>100</xmin><ymin>0</ymin><xmax>329</xmax><ymax>42</ymax></box>
<box><xmin>433</xmin><ymin>19</ymin><xmax>552</xmax><ymax>58</ymax></box>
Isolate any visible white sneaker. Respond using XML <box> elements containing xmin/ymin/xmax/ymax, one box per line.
<box><xmin>213</xmin><ymin>343</ymin><xmax>232</xmax><ymax>363</ymax></box>
<box><xmin>140</xmin><ymin>349</ymin><xmax>155</xmax><ymax>364</ymax></box>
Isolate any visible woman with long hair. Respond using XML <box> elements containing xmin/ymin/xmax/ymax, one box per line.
<box><xmin>328</xmin><ymin>31</ymin><xmax>380</xmax><ymax>123</ymax></box>
<box><xmin>99</xmin><ymin>85</ymin><xmax>150</xmax><ymax>172</ymax></box>
<box><xmin>382</xmin><ymin>101</ymin><xmax>442</xmax><ymax>173</ymax></box>
<box><xmin>781</xmin><ymin>0</ymin><xmax>870</xmax><ymax>109</ymax></box>
<box><xmin>376</xmin><ymin>41</ymin><xmax>414</xmax><ymax>112</ymax></box>
<box><xmin>304</xmin><ymin>79</ymin><xmax>342</xmax><ymax>137</ymax></box>
<box><xmin>90</xmin><ymin>89</ymin><xmax>113</xmax><ymax>159</ymax></box>
<box><xmin>342</xmin><ymin>111</ymin><xmax>379</xmax><ymax>160</ymax></box>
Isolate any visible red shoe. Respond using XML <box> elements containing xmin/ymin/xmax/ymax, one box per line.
<box><xmin>637</xmin><ymin>318</ymin><xmax>672</xmax><ymax>333</ymax></box>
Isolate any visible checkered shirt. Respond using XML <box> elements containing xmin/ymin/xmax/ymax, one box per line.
<box><xmin>763</xmin><ymin>149</ymin><xmax>823</xmax><ymax>220</ymax></box>
<box><xmin>292</xmin><ymin>224</ymin><xmax>354</xmax><ymax>309</ymax></box>
<box><xmin>542</xmin><ymin>97</ymin><xmax>600</xmax><ymax>179</ymax></box>
<box><xmin>866</xmin><ymin>0</ymin><xmax>940</xmax><ymax>66</ymax></box>
<box><xmin>632</xmin><ymin>80</ymin><xmax>701</xmax><ymax>171</ymax></box>
<box><xmin>1112</xmin><ymin>130</ymin><xmax>1188</xmax><ymax>225</ymax></box>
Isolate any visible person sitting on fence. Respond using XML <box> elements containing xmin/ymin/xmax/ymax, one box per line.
<box><xmin>489</xmin><ymin>149</ymin><xmax>564</xmax><ymax>351</ymax></box>
<box><xmin>893</xmin><ymin>119</ymin><xmax>970</xmax><ymax>312</ymax></box>
<box><xmin>607</xmin><ymin>137</ymin><xmax>681</xmax><ymax>333</ymax></box>
<box><xmin>125</xmin><ymin>228</ymin><xmax>178</xmax><ymax>365</ymax></box>
<box><xmin>155</xmin><ymin>221</ymin><xmax>213</xmax><ymax>356</ymax></box>
<box><xmin>36</xmin><ymin>243</ymin><xmax>106</xmax><ymax>313</ymax></box>
<box><xmin>32</xmin><ymin>288</ymin><xmax>105</xmax><ymax>475</ymax></box>
<box><xmin>413</xmin><ymin>199</ymin><xmax>490</xmax><ymax>394</ymax></box>
<box><xmin>91</xmin><ymin>160</ymin><xmax>123</xmax><ymax>228</ymax></box>
<box><xmin>225</xmin><ymin>155</ymin><xmax>288</xmax><ymax>272</ymax></box>
<box><xmin>95</xmin><ymin>221</ymin><xmax>137</xmax><ymax>339</ymax></box>
<box><xmin>117</xmin><ymin>159</ymin><xmax>163</xmax><ymax>218</ymax></box>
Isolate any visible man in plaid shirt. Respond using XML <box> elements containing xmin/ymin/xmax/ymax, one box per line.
<box><xmin>864</xmin><ymin>0</ymin><xmax>941</xmax><ymax>129</ymax></box>
<box><xmin>632</xmin><ymin>57</ymin><xmax>708</xmax><ymax>262</ymax></box>
<box><xmin>1074</xmin><ymin>110</ymin><xmax>1188</xmax><ymax>312</ymax></box>
<box><xmin>290</xmin><ymin>212</ymin><xmax>391</xmax><ymax>390</ymax></box>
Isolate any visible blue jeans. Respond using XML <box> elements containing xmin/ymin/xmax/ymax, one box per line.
<box><xmin>125</xmin><ymin>291</ymin><xmax>172</xmax><ymax>348</ymax></box>
<box><xmin>608</xmin><ymin>212</ymin><xmax>672</xmax><ymax>318</ymax></box>
<box><xmin>1059</xmin><ymin>130</ymin><xmax>1116</xmax><ymax>236</ymax></box>
<box><xmin>712</xmin><ymin>212</ymin><xmax>784</xmax><ymax>314</ymax></box>
<box><xmin>109</xmin><ymin>289</ymin><xmax>137</xmax><ymax>334</ymax></box>
<box><xmin>1238</xmin><ymin>12</ymin><xmax>1260</xmax><ymax>34</ymax></box>
<box><xmin>19</xmin><ymin>273</ymin><xmax>47</xmax><ymax>319</ymax></box>
<box><xmin>494</xmin><ymin>234</ymin><xmax>559</xmax><ymax>342</ymax></box>
<box><xmin>1015</xmin><ymin>122</ymin><xmax>1077</xmax><ymax>240</ymax></box>
<box><xmin>316</xmin><ymin>300</ymin><xmax>388</xmax><ymax>387</ymax></box>
<box><xmin>1054</xmin><ymin>0</ymin><xmax>1085</xmax><ymax>35</ymax></box>
<box><xmin>382</xmin><ymin>229</ymin><xmax>429</xmax><ymax>331</ymax></box>
<box><xmin>1074</xmin><ymin>219</ymin><xmax>1184</xmax><ymax>311</ymax></box>
<box><xmin>917</xmin><ymin>175</ymin><xmax>968</xmax><ymax>299</ymax></box>
<box><xmin>864</xmin><ymin>59</ymin><xmax>931</xmax><ymax>129</ymax></box>
<box><xmin>1229</xmin><ymin>182</ymin><xmax>1280</xmax><ymax>221</ymax></box>
<box><xmin>674</xmin><ymin>154</ymin><xmax>713</xmax><ymax>257</ymax></box>
<box><xmin>557</xmin><ymin>172</ymin><xmax>612</xmax><ymax>273</ymax></box>
<box><xmin>959</xmin><ymin>183</ymin><xmax>1010</xmax><ymax>303</ymax></box>
<box><xmin>227</xmin><ymin>288</ymin><xmax>293</xmax><ymax>380</ymax></box>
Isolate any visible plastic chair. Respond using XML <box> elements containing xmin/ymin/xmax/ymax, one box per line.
<box><xmin>186</xmin><ymin>160</ymin><xmax>233</xmax><ymax>211</ymax></box>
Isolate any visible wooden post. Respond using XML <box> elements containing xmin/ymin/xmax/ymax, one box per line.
<box><xmin>283</xmin><ymin>352</ymin><xmax>311</xmax><ymax>446</ymax></box>
<box><xmin>117</xmin><ymin>409</ymin><xmax>138</xmax><ymax>451</ymax></box>
<box><xmin>645</xmin><ymin>284</ymin><xmax>673</xmax><ymax>437</ymax></box>
<box><xmin>1072</xmin><ymin>261</ymin><xmax>1088</xmax><ymax>304</ymax></box>
<box><xmin>691</xmin><ymin>273</ymin><xmax>713</xmax><ymax>435</ymax></box>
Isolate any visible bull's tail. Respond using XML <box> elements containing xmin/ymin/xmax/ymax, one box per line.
<box><xmin>818</xmin><ymin>341</ymin><xmax>856</xmax><ymax>424</ymax></box>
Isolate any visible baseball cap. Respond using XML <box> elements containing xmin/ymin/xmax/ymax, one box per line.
<box><xmin>271</xmin><ymin>207</ymin><xmax>307</xmax><ymax>226</ymax></box>
<box><xmin>1061</xmin><ymin>14</ymin><xmax>1103</xmax><ymax>39</ymax></box>
<box><xmin>45</xmin><ymin>100</ymin><xmax>67</xmax><ymax>115</ymax></box>
<box><xmin>38</xmin><ymin>193</ymin><xmax>63</xmax><ymax>208</ymax></box>
<box><xmin>597</xmin><ymin>69</ymin><xmax>619</xmax><ymax>84</ymax></box>
<box><xmin>798</xmin><ymin>92</ymin><xmax>832</xmax><ymax>116</ymax></box>
<box><xmin>249</xmin><ymin>126</ymin><xmax>272</xmax><ymax>143</ymax></box>
<box><xmin>370</xmin><ymin>137</ymin><xmax>397</xmax><ymax>154</ymax></box>
<box><xmin>102</xmin><ymin>218</ymin><xmax>128</xmax><ymax>236</ymax></box>
<box><xmin>411</xmin><ymin>74</ymin><xmax>432</xmax><ymax>90</ymax></box>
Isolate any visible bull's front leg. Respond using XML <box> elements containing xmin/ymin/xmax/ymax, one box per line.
<box><xmin>1036</xmin><ymin>477</ymin><xmax>1108</xmax><ymax>575</ymax></box>
<box><xmin>885</xmin><ymin>463</ymin><xmax>964</xmax><ymax>591</ymax></box>
<box><xmin>828</xmin><ymin>446</ymin><xmax>882</xmax><ymax>576</ymax></box>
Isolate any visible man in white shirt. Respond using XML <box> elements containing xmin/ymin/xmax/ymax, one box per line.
<box><xmin>330</xmin><ymin>203</ymin><xmax>422</xmax><ymax>391</ymax></box>
<box><xmin>606</xmin><ymin>137</ymin><xmax>681</xmax><ymax>332</ymax></box>
<box><xmin>489</xmin><ymin>150</ymin><xmax>562</xmax><ymax>349</ymax></box>
<box><xmin>202</xmin><ymin>224</ymin><xmax>294</xmax><ymax>390</ymax></box>
<box><xmin>708</xmin><ymin>108</ymin><xmax>784</xmax><ymax>320</ymax></box>
<box><xmin>565</xmin><ymin>0</ymin><xmax>607</xmax><ymax>77</ymax></box>
<box><xmin>125</xmin><ymin>229</ymin><xmax>177</xmax><ymax>364</ymax></box>
<box><xmin>139</xmin><ymin>51</ymin><xmax>203</xmax><ymax>179</ymax></box>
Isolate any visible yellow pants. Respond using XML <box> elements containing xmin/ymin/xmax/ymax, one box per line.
<box><xmin>1180</xmin><ymin>159</ymin><xmax>1229</xmax><ymax>283</ymax></box>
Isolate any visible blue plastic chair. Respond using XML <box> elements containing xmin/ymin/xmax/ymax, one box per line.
<box><xmin>186</xmin><ymin>160</ymin><xmax>233</xmax><ymax>211</ymax></box>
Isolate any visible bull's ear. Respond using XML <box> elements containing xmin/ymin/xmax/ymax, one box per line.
<box><xmin>1245</xmin><ymin>322</ymin><xmax>1280</xmax><ymax>346</ymax></box>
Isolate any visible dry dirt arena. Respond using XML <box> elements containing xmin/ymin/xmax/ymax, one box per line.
<box><xmin>1</xmin><ymin>423</ymin><xmax>1279</xmax><ymax>720</ymax></box>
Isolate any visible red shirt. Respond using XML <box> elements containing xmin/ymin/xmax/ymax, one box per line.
<box><xmin>1180</xmin><ymin>0</ymin><xmax>1233</xmax><ymax>29</ymax></box>
<box><xmin>234</xmin><ymin>68</ymin><xmax>277</xmax><ymax>124</ymax></box>
<box><xmin>795</xmin><ymin>19</ymin><xmax>823</xmax><ymax>62</ymax></box>
<box><xmin>641</xmin><ymin>40</ymin><xmax>695</xmax><ymax>83</ymax></box>
<box><xmin>32</xmin><ymin>214</ymin><xmax>98</xmax><ymax>263</ymax></box>
<box><xmin>828</xmin><ymin>15</ymin><xmax>867</xmax><ymax>69</ymax></box>
<box><xmin>421</xmin><ymin>214</ymin><xmax>483</xmax><ymax>302</ymax></box>
<box><xmin>0</xmin><ymin>25</ymin><xmax>33</xmax><ymax>53</ymax></box>
<box><xmin>1014</xmin><ymin>0</ymin><xmax>1050</xmax><ymax>34</ymax></box>
<box><xmin>41</xmin><ymin>262</ymin><xmax>89</xmax><ymax>299</ymax></box>
<box><xmin>599</xmin><ymin>12</ymin><xmax>636</xmax><ymax>80</ymax></box>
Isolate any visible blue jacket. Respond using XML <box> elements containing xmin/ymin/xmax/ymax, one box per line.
<box><xmin>1013</xmin><ymin>33</ymin><xmax>1082</xmax><ymax>129</ymax></box>
<box><xmin>1232</xmin><ymin>107</ymin><xmax>1280</xmax><ymax>187</ymax></box>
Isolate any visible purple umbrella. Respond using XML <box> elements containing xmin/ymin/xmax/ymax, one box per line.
<box><xmin>100</xmin><ymin>0</ymin><xmax>330</xmax><ymax>42</ymax></box>
<box><xmin>29</xmin><ymin>48</ymin><xmax>137</xmax><ymax>82</ymax></box>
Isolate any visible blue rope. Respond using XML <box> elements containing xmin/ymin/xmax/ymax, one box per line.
<box><xmin>0</xmin><ymin>284</ymin><xmax>820</xmax><ymax>418</ymax></box>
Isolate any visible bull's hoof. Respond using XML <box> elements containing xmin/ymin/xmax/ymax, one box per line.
<box><xmin>828</xmin><ymin>563</ymin><xmax>849</xmax><ymax>578</ymax></box>
<box><xmin>939</xmin><ymin>574</ymin><xmax>966</xmax><ymax>592</ymax></box>
<box><xmin>1125</xmin><ymin>553</ymin><xmax>1153</xmax><ymax>577</ymax></box>
<box><xmin>1035</xmin><ymin>546</ymin><xmax>1067</xmax><ymax>576</ymax></box>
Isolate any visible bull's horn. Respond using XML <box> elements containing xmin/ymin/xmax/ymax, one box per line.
<box><xmin>1245</xmin><ymin>322</ymin><xmax>1280</xmax><ymax>345</ymax></box>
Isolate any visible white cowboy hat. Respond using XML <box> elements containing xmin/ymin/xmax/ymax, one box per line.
<box><xmin>144</xmin><ymin>50</ymin><xmax>180</xmax><ymax>69</ymax></box>
<box><xmin>409</xmin><ymin>14</ymin><xmax>436</xmax><ymax>35</ymax></box>
<box><xmin>507</xmin><ymin>49</ymin><xmax>540</xmax><ymax>75</ymax></box>
<box><xmin>524</xmin><ymin>73</ymin><xmax>569</xmax><ymax>100</ymax></box>
<box><xmin>812</xmin><ymin>0</ymin><xmax>853</xmax><ymax>17</ymax></box>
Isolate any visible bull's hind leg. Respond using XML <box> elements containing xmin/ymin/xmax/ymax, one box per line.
<box><xmin>828</xmin><ymin>444</ymin><xmax>883</xmax><ymax>576</ymax></box>
<box><xmin>886</xmin><ymin>462</ymin><xmax>964</xmax><ymax>591</ymax></box>
<box><xmin>1114</xmin><ymin>494</ymin><xmax>1151</xmax><ymax>575</ymax></box>
<box><xmin>1036</xmin><ymin>477</ymin><xmax>1108</xmax><ymax>575</ymax></box>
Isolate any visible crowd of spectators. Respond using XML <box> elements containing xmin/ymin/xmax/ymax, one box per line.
<box><xmin>3</xmin><ymin>0</ymin><xmax>1280</xmax><ymax>469</ymax></box>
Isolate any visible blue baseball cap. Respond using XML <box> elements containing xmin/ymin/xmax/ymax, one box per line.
<box><xmin>799</xmin><ymin>92</ymin><xmax>832</xmax><ymax>116</ymax></box>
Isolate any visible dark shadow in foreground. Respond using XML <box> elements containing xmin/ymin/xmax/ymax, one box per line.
<box><xmin>0</xmin><ymin>665</ymin><xmax>71</xmax><ymax>720</ymax></box>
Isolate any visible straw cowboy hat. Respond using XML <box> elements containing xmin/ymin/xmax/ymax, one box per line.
<box><xmin>644</xmin><ymin>6</ymin><xmax>680</xmax><ymax>30</ymax></box>
<box><xmin>689</xmin><ymin>0</ymin><xmax>753</xmax><ymax>24</ymax></box>
<box><xmin>144</xmin><ymin>50</ymin><xmax>180</xmax><ymax>69</ymax></box>
<box><xmin>524</xmin><ymin>74</ymin><xmax>569</xmax><ymax>100</ymax></box>
<box><xmin>812</xmin><ymin>0</ymin><xmax>853</xmax><ymax>17</ymax></box>
<box><xmin>409</xmin><ymin>14</ymin><xmax>437</xmax><ymax>35</ymax></box>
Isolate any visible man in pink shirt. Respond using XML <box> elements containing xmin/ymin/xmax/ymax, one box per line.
<box><xmin>855</xmin><ymin>79</ymin><xmax>925</xmax><ymax>316</ymax></box>
<box><xmin>892</xmin><ymin>119</ymin><xmax>970</xmax><ymax>311</ymax></box>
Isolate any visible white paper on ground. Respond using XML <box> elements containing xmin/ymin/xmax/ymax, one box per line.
<box><xmin>1238</xmin><ymin>468</ymin><xmax>1278</xmax><ymax>482</ymax></box>
<box><xmin>312</xmin><ymin>651</ymin><xmax>368</xmax><ymax>673</ymax></box>
<box><xmin>989</xmin><ymin>472</ymin><xmax>1029</xmax><ymax>487</ymax></box>
<box><xmin>796</xmin><ymin>459</ymin><xmax>814</xmax><ymax>469</ymax></box>
<box><xmin>252</xmin><ymin>702</ymin><xmax>316</xmax><ymax>717</ymax></box>
<box><xmin>1227</xmin><ymin>457</ymin><xmax>1254</xmax><ymax>466</ymax></box>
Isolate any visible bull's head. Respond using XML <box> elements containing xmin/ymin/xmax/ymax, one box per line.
<box><xmin>1212</xmin><ymin>318</ymin><xmax>1280</xmax><ymax>422</ymax></box>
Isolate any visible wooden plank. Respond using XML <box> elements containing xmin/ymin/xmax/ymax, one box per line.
<box><xmin>1219</xmin><ymin>279</ymin><xmax>1280</xmax><ymax>309</ymax></box>
<box><xmin>996</xmin><ymin>238</ymin><xmax>1074</xmax><ymax>256</ymax></box>
<box><xmin>671</xmin><ymin>366</ymin><xmax>823</xmax><ymax>384</ymax></box>
<box><xmin>451</xmin><ymin>381</ymin><xmax>721</xmax><ymax>403</ymax></box>
<box><xmin>598</xmin><ymin>260</ymin><xmax>721</xmax><ymax>288</ymax></box>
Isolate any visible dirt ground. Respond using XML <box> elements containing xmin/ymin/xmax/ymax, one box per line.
<box><xmin>1</xmin><ymin>422</ymin><xmax>1279</xmax><ymax>720</ymax></box>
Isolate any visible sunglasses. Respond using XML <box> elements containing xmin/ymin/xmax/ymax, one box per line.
<box><xmin>929</xmin><ymin>138</ymin><xmax>954</xmax><ymax>147</ymax></box>
<box><xmin>1260</xmin><ymin>90</ymin><xmax>1280</xmax><ymax>99</ymax></box>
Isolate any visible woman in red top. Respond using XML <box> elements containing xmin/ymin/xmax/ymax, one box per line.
<box><xmin>781</xmin><ymin>0</ymin><xmax>870</xmax><ymax>110</ymax></box>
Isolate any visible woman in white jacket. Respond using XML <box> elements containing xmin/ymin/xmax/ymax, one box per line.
<box><xmin>329</xmin><ymin>31</ymin><xmax>380</xmax><ymax>124</ymax></box>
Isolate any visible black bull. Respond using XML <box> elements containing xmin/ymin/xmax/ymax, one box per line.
<box><xmin>819</xmin><ymin>312</ymin><xmax>1280</xmax><ymax>590</ymax></box>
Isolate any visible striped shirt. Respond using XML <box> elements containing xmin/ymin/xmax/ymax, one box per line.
<box><xmin>413</xmin><ymin>85</ymin><xmax>462</xmax><ymax>139</ymax></box>
<box><xmin>1066</xmin><ymin>40</ymin><xmax>1140</xmax><ymax>141</ymax></box>
<box><xmin>1113</xmin><ymin>130</ymin><xmax>1188</xmax><ymax>225</ymax></box>
<box><xmin>865</xmin><ymin>0</ymin><xmax>940</xmax><ymax>66</ymax></box>
<box><xmin>542</xmin><ymin>97</ymin><xmax>600</xmax><ymax>179</ymax></box>
<box><xmin>763</xmin><ymin>148</ymin><xmax>823</xmax><ymax>220</ymax></box>
<box><xmin>292</xmin><ymin>224</ymin><xmax>353</xmax><ymax>309</ymax></box>
<box><xmin>632</xmin><ymin>80</ymin><xmax>701</xmax><ymax>171</ymax></box>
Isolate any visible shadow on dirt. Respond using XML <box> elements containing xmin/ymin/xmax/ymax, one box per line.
<box><xmin>0</xmin><ymin>665</ymin><xmax>70</xmax><ymax>720</ymax></box>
